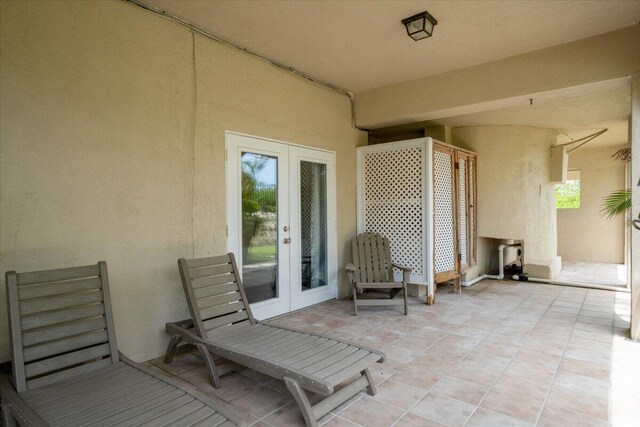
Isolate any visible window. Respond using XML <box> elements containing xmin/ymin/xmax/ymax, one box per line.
<box><xmin>555</xmin><ymin>170</ymin><xmax>580</xmax><ymax>209</ymax></box>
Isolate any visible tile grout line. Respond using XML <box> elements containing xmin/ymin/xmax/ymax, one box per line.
<box><xmin>532</xmin><ymin>288</ymin><xmax>590</xmax><ymax>426</ymax></box>
<box><xmin>319</xmin><ymin>292</ymin><xmax>480</xmax><ymax>426</ymax></box>
<box><xmin>465</xmin><ymin>285</ymin><xmax>586</xmax><ymax>426</ymax></box>
<box><xmin>383</xmin><ymin>282</ymin><xmax>539</xmax><ymax>427</ymax></box>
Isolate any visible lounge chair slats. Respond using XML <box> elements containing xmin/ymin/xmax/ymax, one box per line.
<box><xmin>233</xmin><ymin>326</ymin><xmax>290</xmax><ymax>349</ymax></box>
<box><xmin>241</xmin><ymin>329</ymin><xmax>299</xmax><ymax>352</ymax></box>
<box><xmin>322</xmin><ymin>353</ymin><xmax>383</xmax><ymax>384</ymax></box>
<box><xmin>1</xmin><ymin>262</ymin><xmax>246</xmax><ymax>426</ymax></box>
<box><xmin>194</xmin><ymin>282</ymin><xmax>240</xmax><ymax>299</ymax></box>
<box><xmin>166</xmin><ymin>253</ymin><xmax>385</xmax><ymax>427</ymax></box>
<box><xmin>22</xmin><ymin>363</ymin><xmax>125</xmax><ymax>401</ymax></box>
<box><xmin>306</xmin><ymin>347</ymin><xmax>359</xmax><ymax>374</ymax></box>
<box><xmin>27</xmin><ymin>368</ymin><xmax>160</xmax><ymax>415</ymax></box>
<box><xmin>26</xmin><ymin>356</ymin><xmax>116</xmax><ymax>391</ymax></box>
<box><xmin>199</xmin><ymin>300</ymin><xmax>245</xmax><ymax>319</ymax></box>
<box><xmin>190</xmin><ymin>263</ymin><xmax>234</xmax><ymax>279</ymax></box>
<box><xmin>42</xmin><ymin>378</ymin><xmax>168</xmax><ymax>419</ymax></box>
<box><xmin>69</xmin><ymin>386</ymin><xmax>176</xmax><ymax>425</ymax></box>
<box><xmin>18</xmin><ymin>276</ymin><xmax>102</xmax><ymax>299</ymax></box>
<box><xmin>21</xmin><ymin>303</ymin><xmax>105</xmax><ymax>330</ymax></box>
<box><xmin>19</xmin><ymin>289</ymin><xmax>104</xmax><ymax>315</ymax></box>
<box><xmin>262</xmin><ymin>335</ymin><xmax>322</xmax><ymax>358</ymax></box>
<box><xmin>192</xmin><ymin>273</ymin><xmax>238</xmax><ymax>289</ymax></box>
<box><xmin>202</xmin><ymin>311</ymin><xmax>249</xmax><ymax>332</ymax></box>
<box><xmin>22</xmin><ymin>316</ymin><xmax>107</xmax><ymax>346</ymax></box>
<box><xmin>24</xmin><ymin>329</ymin><xmax>109</xmax><ymax>362</ymax></box>
<box><xmin>86</xmin><ymin>390</ymin><xmax>185</xmax><ymax>427</ymax></box>
<box><xmin>16</xmin><ymin>264</ymin><xmax>100</xmax><ymax>286</ymax></box>
<box><xmin>277</xmin><ymin>338</ymin><xmax>334</xmax><ymax>364</ymax></box>
<box><xmin>186</xmin><ymin>254</ymin><xmax>232</xmax><ymax>269</ymax></box>
<box><xmin>197</xmin><ymin>291</ymin><xmax>243</xmax><ymax>309</ymax></box>
<box><xmin>103</xmin><ymin>392</ymin><xmax>194</xmax><ymax>427</ymax></box>
<box><xmin>290</xmin><ymin>342</ymin><xmax>348</xmax><ymax>369</ymax></box>
<box><xmin>25</xmin><ymin>342</ymin><xmax>111</xmax><ymax>378</ymax></box>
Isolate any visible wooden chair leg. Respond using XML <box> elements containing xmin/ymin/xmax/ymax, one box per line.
<box><xmin>403</xmin><ymin>284</ymin><xmax>408</xmax><ymax>315</ymax></box>
<box><xmin>362</xmin><ymin>368</ymin><xmax>377</xmax><ymax>396</ymax></box>
<box><xmin>352</xmin><ymin>285</ymin><xmax>358</xmax><ymax>316</ymax></box>
<box><xmin>164</xmin><ymin>335</ymin><xmax>182</xmax><ymax>364</ymax></box>
<box><xmin>284</xmin><ymin>376</ymin><xmax>317</xmax><ymax>427</ymax></box>
<box><xmin>197</xmin><ymin>343</ymin><xmax>221</xmax><ymax>388</ymax></box>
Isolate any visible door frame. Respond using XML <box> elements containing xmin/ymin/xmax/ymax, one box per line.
<box><xmin>226</xmin><ymin>133</ymin><xmax>290</xmax><ymax>319</ymax></box>
<box><xmin>225</xmin><ymin>131</ymin><xmax>337</xmax><ymax>319</ymax></box>
<box><xmin>288</xmin><ymin>146</ymin><xmax>338</xmax><ymax>311</ymax></box>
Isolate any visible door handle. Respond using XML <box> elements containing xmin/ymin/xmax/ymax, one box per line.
<box><xmin>283</xmin><ymin>238</ymin><xmax>291</xmax><ymax>244</ymax></box>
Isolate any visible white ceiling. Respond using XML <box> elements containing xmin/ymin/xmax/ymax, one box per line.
<box><xmin>142</xmin><ymin>0</ymin><xmax>640</xmax><ymax>93</ymax></box>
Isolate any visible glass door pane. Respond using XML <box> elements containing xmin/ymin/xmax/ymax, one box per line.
<box><xmin>300</xmin><ymin>161</ymin><xmax>328</xmax><ymax>291</ymax></box>
<box><xmin>289</xmin><ymin>146</ymin><xmax>337</xmax><ymax>311</ymax></box>
<box><xmin>241</xmin><ymin>152</ymin><xmax>278</xmax><ymax>304</ymax></box>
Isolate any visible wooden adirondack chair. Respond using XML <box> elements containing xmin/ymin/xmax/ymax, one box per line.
<box><xmin>346</xmin><ymin>232</ymin><xmax>412</xmax><ymax>315</ymax></box>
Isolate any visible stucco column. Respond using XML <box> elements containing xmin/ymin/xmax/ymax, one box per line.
<box><xmin>631</xmin><ymin>73</ymin><xmax>640</xmax><ymax>340</ymax></box>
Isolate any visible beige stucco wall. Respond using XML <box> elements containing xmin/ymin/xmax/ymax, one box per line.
<box><xmin>0</xmin><ymin>0</ymin><xmax>365</xmax><ymax>362</ymax></box>
<box><xmin>452</xmin><ymin>126</ymin><xmax>558</xmax><ymax>275</ymax></box>
<box><xmin>557</xmin><ymin>145</ymin><xmax>627</xmax><ymax>263</ymax></box>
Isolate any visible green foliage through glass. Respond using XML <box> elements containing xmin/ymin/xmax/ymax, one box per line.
<box><xmin>555</xmin><ymin>180</ymin><xmax>580</xmax><ymax>209</ymax></box>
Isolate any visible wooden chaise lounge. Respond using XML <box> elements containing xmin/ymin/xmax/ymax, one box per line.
<box><xmin>1</xmin><ymin>262</ymin><xmax>246</xmax><ymax>427</ymax></box>
<box><xmin>165</xmin><ymin>253</ymin><xmax>386</xmax><ymax>427</ymax></box>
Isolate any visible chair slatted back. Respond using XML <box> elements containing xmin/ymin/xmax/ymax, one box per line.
<box><xmin>178</xmin><ymin>253</ymin><xmax>255</xmax><ymax>339</ymax></box>
<box><xmin>351</xmin><ymin>232</ymin><xmax>394</xmax><ymax>283</ymax></box>
<box><xmin>6</xmin><ymin>262</ymin><xmax>119</xmax><ymax>393</ymax></box>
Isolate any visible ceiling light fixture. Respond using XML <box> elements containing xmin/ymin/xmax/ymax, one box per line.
<box><xmin>402</xmin><ymin>11</ymin><xmax>438</xmax><ymax>41</ymax></box>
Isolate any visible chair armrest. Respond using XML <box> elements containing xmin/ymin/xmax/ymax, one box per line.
<box><xmin>392</xmin><ymin>263</ymin><xmax>412</xmax><ymax>285</ymax></box>
<box><xmin>392</xmin><ymin>263</ymin><xmax>412</xmax><ymax>272</ymax></box>
<box><xmin>0</xmin><ymin>374</ymin><xmax>48</xmax><ymax>426</ymax></box>
<box><xmin>346</xmin><ymin>263</ymin><xmax>356</xmax><ymax>284</ymax></box>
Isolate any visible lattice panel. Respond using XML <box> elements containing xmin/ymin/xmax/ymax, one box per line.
<box><xmin>300</xmin><ymin>162</ymin><xmax>327</xmax><ymax>260</ymax></box>
<box><xmin>433</xmin><ymin>150</ymin><xmax>455</xmax><ymax>273</ymax></box>
<box><xmin>469</xmin><ymin>158</ymin><xmax>476</xmax><ymax>264</ymax></box>
<box><xmin>363</xmin><ymin>148</ymin><xmax>423</xmax><ymax>275</ymax></box>
<box><xmin>459</xmin><ymin>159</ymin><xmax>468</xmax><ymax>265</ymax></box>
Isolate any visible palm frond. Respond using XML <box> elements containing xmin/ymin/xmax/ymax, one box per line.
<box><xmin>611</xmin><ymin>147</ymin><xmax>631</xmax><ymax>163</ymax></box>
<box><xmin>600</xmin><ymin>189</ymin><xmax>631</xmax><ymax>219</ymax></box>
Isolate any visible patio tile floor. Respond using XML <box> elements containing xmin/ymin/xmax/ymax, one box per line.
<box><xmin>148</xmin><ymin>280</ymin><xmax>639</xmax><ymax>426</ymax></box>
<box><xmin>556</xmin><ymin>261</ymin><xmax>626</xmax><ymax>288</ymax></box>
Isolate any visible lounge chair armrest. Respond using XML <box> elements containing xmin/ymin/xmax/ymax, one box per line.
<box><xmin>0</xmin><ymin>374</ymin><xmax>48</xmax><ymax>426</ymax></box>
<box><xmin>392</xmin><ymin>263</ymin><xmax>412</xmax><ymax>272</ymax></box>
<box><xmin>165</xmin><ymin>321</ymin><xmax>209</xmax><ymax>344</ymax></box>
<box><xmin>165</xmin><ymin>318</ymin><xmax>195</xmax><ymax>335</ymax></box>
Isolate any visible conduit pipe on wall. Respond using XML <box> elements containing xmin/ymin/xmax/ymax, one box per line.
<box><xmin>461</xmin><ymin>243</ymin><xmax>522</xmax><ymax>287</ymax></box>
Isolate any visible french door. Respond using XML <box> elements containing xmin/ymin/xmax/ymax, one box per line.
<box><xmin>226</xmin><ymin>132</ymin><xmax>337</xmax><ymax>320</ymax></box>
